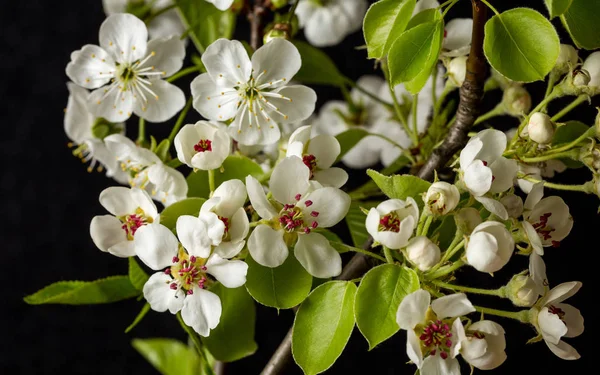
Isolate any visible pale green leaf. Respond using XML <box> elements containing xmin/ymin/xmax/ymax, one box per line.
<box><xmin>132</xmin><ymin>338</ymin><xmax>202</xmax><ymax>375</ymax></box>
<box><xmin>366</xmin><ymin>169</ymin><xmax>431</xmax><ymax>205</ymax></box>
<box><xmin>292</xmin><ymin>41</ymin><xmax>345</xmax><ymax>86</ymax></box>
<box><xmin>484</xmin><ymin>8</ymin><xmax>559</xmax><ymax>82</ymax></box>
<box><xmin>406</xmin><ymin>8</ymin><xmax>442</xmax><ymax>30</ymax></box>
<box><xmin>346</xmin><ymin>201</ymin><xmax>378</xmax><ymax>247</ymax></box>
<box><xmin>129</xmin><ymin>257</ymin><xmax>149</xmax><ymax>291</ymax></box>
<box><xmin>154</xmin><ymin>139</ymin><xmax>171</xmax><ymax>162</ymax></box>
<box><xmin>363</xmin><ymin>0</ymin><xmax>416</xmax><ymax>58</ymax></box>
<box><xmin>404</xmin><ymin>23</ymin><xmax>443</xmax><ymax>94</ymax></box>
<box><xmin>560</xmin><ymin>0</ymin><xmax>600</xmax><ymax>50</ymax></box>
<box><xmin>292</xmin><ymin>281</ymin><xmax>357</xmax><ymax>375</ymax></box>
<box><xmin>160</xmin><ymin>198</ymin><xmax>207</xmax><ymax>230</ymax></box>
<box><xmin>355</xmin><ymin>264</ymin><xmax>419</xmax><ymax>349</ymax></box>
<box><xmin>544</xmin><ymin>0</ymin><xmax>573</xmax><ymax>18</ymax></box>
<box><xmin>176</xmin><ymin>0</ymin><xmax>235</xmax><ymax>54</ymax></box>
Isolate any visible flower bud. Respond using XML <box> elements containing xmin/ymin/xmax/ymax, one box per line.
<box><xmin>424</xmin><ymin>182</ymin><xmax>460</xmax><ymax>215</ymax></box>
<box><xmin>503</xmin><ymin>86</ymin><xmax>532</xmax><ymax>116</ymax></box>
<box><xmin>554</xmin><ymin>44</ymin><xmax>578</xmax><ymax>75</ymax></box>
<box><xmin>582</xmin><ymin>51</ymin><xmax>600</xmax><ymax>88</ymax></box>
<box><xmin>447</xmin><ymin>56</ymin><xmax>467</xmax><ymax>87</ymax></box>
<box><xmin>405</xmin><ymin>236</ymin><xmax>441</xmax><ymax>271</ymax></box>
<box><xmin>500</xmin><ymin>194</ymin><xmax>523</xmax><ymax>218</ymax></box>
<box><xmin>455</xmin><ymin>207</ymin><xmax>482</xmax><ymax>235</ymax></box>
<box><xmin>506</xmin><ymin>274</ymin><xmax>539</xmax><ymax>307</ymax></box>
<box><xmin>263</xmin><ymin>27</ymin><xmax>290</xmax><ymax>44</ymax></box>
<box><xmin>466</xmin><ymin>221</ymin><xmax>515</xmax><ymax>273</ymax></box>
<box><xmin>270</xmin><ymin>0</ymin><xmax>288</xmax><ymax>9</ymax></box>
<box><xmin>527</xmin><ymin>112</ymin><xmax>556</xmax><ymax>144</ymax></box>
<box><xmin>573</xmin><ymin>68</ymin><xmax>591</xmax><ymax>87</ymax></box>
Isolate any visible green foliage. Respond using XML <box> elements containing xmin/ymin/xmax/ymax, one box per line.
<box><xmin>544</xmin><ymin>0</ymin><xmax>573</xmax><ymax>19</ymax></box>
<box><xmin>24</xmin><ymin>276</ymin><xmax>139</xmax><ymax>305</ymax></box>
<box><xmin>187</xmin><ymin>155</ymin><xmax>263</xmax><ymax>198</ymax></box>
<box><xmin>553</xmin><ymin>120</ymin><xmax>590</xmax><ymax>145</ymax></box>
<box><xmin>129</xmin><ymin>257</ymin><xmax>149</xmax><ymax>291</ymax></box>
<box><xmin>366</xmin><ymin>169</ymin><xmax>431</xmax><ymax>206</ymax></box>
<box><xmin>484</xmin><ymin>8</ymin><xmax>559</xmax><ymax>82</ymax></box>
<box><xmin>132</xmin><ymin>338</ymin><xmax>205</xmax><ymax>375</ymax></box>
<box><xmin>406</xmin><ymin>8</ymin><xmax>441</xmax><ymax>30</ymax></box>
<box><xmin>560</xmin><ymin>0</ymin><xmax>600</xmax><ymax>50</ymax></box>
<box><xmin>292</xmin><ymin>41</ymin><xmax>346</xmax><ymax>86</ymax></box>
<box><xmin>335</xmin><ymin>129</ymin><xmax>369</xmax><ymax>162</ymax></box>
<box><xmin>125</xmin><ymin>303</ymin><xmax>151</xmax><ymax>333</ymax></box>
<box><xmin>176</xmin><ymin>0</ymin><xmax>236</xmax><ymax>54</ymax></box>
<box><xmin>202</xmin><ymin>285</ymin><xmax>258</xmax><ymax>362</ymax></box>
<box><xmin>346</xmin><ymin>201</ymin><xmax>378</xmax><ymax>247</ymax></box>
<box><xmin>160</xmin><ymin>198</ymin><xmax>207</xmax><ymax>230</ymax></box>
<box><xmin>355</xmin><ymin>264</ymin><xmax>419</xmax><ymax>349</ymax></box>
<box><xmin>245</xmin><ymin>254</ymin><xmax>313</xmax><ymax>309</ymax></box>
<box><xmin>292</xmin><ymin>281</ymin><xmax>357</xmax><ymax>375</ymax></box>
<box><xmin>363</xmin><ymin>0</ymin><xmax>416</xmax><ymax>59</ymax></box>
<box><xmin>154</xmin><ymin>139</ymin><xmax>171</xmax><ymax>162</ymax></box>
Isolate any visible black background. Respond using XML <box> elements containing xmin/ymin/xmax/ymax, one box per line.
<box><xmin>2</xmin><ymin>0</ymin><xmax>598</xmax><ymax>374</ymax></box>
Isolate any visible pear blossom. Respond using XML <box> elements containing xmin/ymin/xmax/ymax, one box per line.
<box><xmin>66</xmin><ymin>14</ymin><xmax>186</xmax><ymax>123</ymax></box>
<box><xmin>554</xmin><ymin>44</ymin><xmax>579</xmax><ymax>75</ymax></box>
<box><xmin>366</xmin><ymin>198</ymin><xmax>419</xmax><ymax>250</ymax></box>
<box><xmin>90</xmin><ymin>186</ymin><xmax>159</xmax><ymax>257</ymax></box>
<box><xmin>174</xmin><ymin>121</ymin><xmax>231</xmax><ymax>170</ymax></box>
<box><xmin>205</xmin><ymin>0</ymin><xmax>234</xmax><ymax>11</ymax></box>
<box><xmin>102</xmin><ymin>0</ymin><xmax>185</xmax><ymax>40</ymax></box>
<box><xmin>135</xmin><ymin>216</ymin><xmax>248</xmax><ymax>337</ymax></box>
<box><xmin>405</xmin><ymin>236</ymin><xmax>441</xmax><ymax>271</ymax></box>
<box><xmin>506</xmin><ymin>273</ymin><xmax>540</xmax><ymax>307</ymax></box>
<box><xmin>424</xmin><ymin>181</ymin><xmax>460</xmax><ymax>215</ymax></box>
<box><xmin>455</xmin><ymin>207</ymin><xmax>482</xmax><ymax>235</ymax></box>
<box><xmin>413</xmin><ymin>0</ymin><xmax>440</xmax><ymax>15</ymax></box>
<box><xmin>532</xmin><ymin>282</ymin><xmax>584</xmax><ymax>360</ymax></box>
<box><xmin>582</xmin><ymin>51</ymin><xmax>600</xmax><ymax>91</ymax></box>
<box><xmin>105</xmin><ymin>134</ymin><xmax>188</xmax><ymax>206</ymax></box>
<box><xmin>573</xmin><ymin>69</ymin><xmax>591</xmax><ymax>87</ymax></box>
<box><xmin>191</xmin><ymin>38</ymin><xmax>316</xmax><ymax>146</ymax></box>
<box><xmin>466</xmin><ymin>221</ymin><xmax>514</xmax><ymax>273</ymax></box>
<box><xmin>295</xmin><ymin>0</ymin><xmax>368</xmax><ymax>47</ymax></box>
<box><xmin>516</xmin><ymin>160</ymin><xmax>566</xmax><ymax>193</ymax></box>
<box><xmin>246</xmin><ymin>156</ymin><xmax>350</xmax><ymax>277</ymax></box>
<box><xmin>64</xmin><ymin>82</ymin><xmax>128</xmax><ymax>184</ymax></box>
<box><xmin>442</xmin><ymin>18</ymin><xmax>473</xmax><ymax>57</ymax></box>
<box><xmin>447</xmin><ymin>56</ymin><xmax>467</xmax><ymax>87</ymax></box>
<box><xmin>200</xmin><ymin>179</ymin><xmax>249</xmax><ymax>258</ymax></box>
<box><xmin>286</xmin><ymin>125</ymin><xmax>348</xmax><ymax>188</ymax></box>
<box><xmin>455</xmin><ymin>320</ymin><xmax>507</xmax><ymax>370</ymax></box>
<box><xmin>396</xmin><ymin>289</ymin><xmax>475</xmax><ymax>374</ymax></box>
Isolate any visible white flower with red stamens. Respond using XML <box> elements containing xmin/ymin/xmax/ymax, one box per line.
<box><xmin>135</xmin><ymin>215</ymin><xmax>247</xmax><ymax>337</ymax></box>
<box><xmin>200</xmin><ymin>179</ymin><xmax>250</xmax><ymax>258</ymax></box>
<box><xmin>64</xmin><ymin>82</ymin><xmax>129</xmax><ymax>184</ymax></box>
<box><xmin>66</xmin><ymin>13</ymin><xmax>185</xmax><ymax>123</ymax></box>
<box><xmin>90</xmin><ymin>186</ymin><xmax>159</xmax><ymax>257</ymax></box>
<box><xmin>459</xmin><ymin>129</ymin><xmax>518</xmax><ymax>220</ymax></box>
<box><xmin>174</xmin><ymin>121</ymin><xmax>231</xmax><ymax>170</ymax></box>
<box><xmin>286</xmin><ymin>125</ymin><xmax>348</xmax><ymax>188</ymax></box>
<box><xmin>522</xmin><ymin>183</ymin><xmax>573</xmax><ymax>254</ymax></box>
<box><xmin>396</xmin><ymin>289</ymin><xmax>475</xmax><ymax>374</ymax></box>
<box><xmin>455</xmin><ymin>320</ymin><xmax>507</xmax><ymax>370</ymax></box>
<box><xmin>205</xmin><ymin>0</ymin><xmax>234</xmax><ymax>11</ymax></box>
<box><xmin>191</xmin><ymin>38</ymin><xmax>317</xmax><ymax>146</ymax></box>
<box><xmin>246</xmin><ymin>156</ymin><xmax>350</xmax><ymax>278</ymax></box>
<box><xmin>517</xmin><ymin>160</ymin><xmax>567</xmax><ymax>194</ymax></box>
<box><xmin>424</xmin><ymin>181</ymin><xmax>460</xmax><ymax>216</ymax></box>
<box><xmin>105</xmin><ymin>134</ymin><xmax>188</xmax><ymax>206</ymax></box>
<box><xmin>531</xmin><ymin>282</ymin><xmax>584</xmax><ymax>360</ymax></box>
<box><xmin>465</xmin><ymin>221</ymin><xmax>514</xmax><ymax>273</ymax></box>
<box><xmin>295</xmin><ymin>0</ymin><xmax>367</xmax><ymax>47</ymax></box>
<box><xmin>365</xmin><ymin>198</ymin><xmax>419</xmax><ymax>250</ymax></box>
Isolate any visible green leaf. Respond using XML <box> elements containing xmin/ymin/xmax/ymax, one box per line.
<box><xmin>544</xmin><ymin>0</ymin><xmax>573</xmax><ymax>18</ymax></box>
<box><xmin>553</xmin><ymin>120</ymin><xmax>590</xmax><ymax>145</ymax></box>
<box><xmin>433</xmin><ymin>215</ymin><xmax>458</xmax><ymax>250</ymax></box>
<box><xmin>335</xmin><ymin>129</ymin><xmax>369</xmax><ymax>162</ymax></box>
<box><xmin>155</xmin><ymin>139</ymin><xmax>171</xmax><ymax>162</ymax></box>
<box><xmin>316</xmin><ymin>229</ymin><xmax>343</xmax><ymax>244</ymax></box>
<box><xmin>366</xmin><ymin>169</ymin><xmax>431</xmax><ymax>205</ymax></box>
<box><xmin>176</xmin><ymin>0</ymin><xmax>235</xmax><ymax>54</ymax></box>
<box><xmin>202</xmin><ymin>285</ymin><xmax>258</xmax><ymax>362</ymax></box>
<box><xmin>132</xmin><ymin>338</ymin><xmax>202</xmax><ymax>375</ymax></box>
<box><xmin>406</xmin><ymin>8</ymin><xmax>442</xmax><ymax>30</ymax></box>
<box><xmin>363</xmin><ymin>0</ymin><xmax>416</xmax><ymax>59</ymax></box>
<box><xmin>187</xmin><ymin>155</ymin><xmax>263</xmax><ymax>199</ymax></box>
<box><xmin>483</xmin><ymin>8</ymin><xmax>560</xmax><ymax>82</ymax></box>
<box><xmin>560</xmin><ymin>0</ymin><xmax>600</xmax><ymax>50</ymax></box>
<box><xmin>160</xmin><ymin>198</ymin><xmax>207</xmax><ymax>230</ymax></box>
<box><xmin>245</xmin><ymin>254</ymin><xmax>312</xmax><ymax>309</ymax></box>
<box><xmin>125</xmin><ymin>302</ymin><xmax>151</xmax><ymax>333</ymax></box>
<box><xmin>292</xmin><ymin>41</ymin><xmax>345</xmax><ymax>86</ymax></box>
<box><xmin>129</xmin><ymin>257</ymin><xmax>149</xmax><ymax>291</ymax></box>
<box><xmin>354</xmin><ymin>264</ymin><xmax>419</xmax><ymax>349</ymax></box>
<box><xmin>388</xmin><ymin>20</ymin><xmax>443</xmax><ymax>86</ymax></box>
<box><xmin>292</xmin><ymin>281</ymin><xmax>357</xmax><ymax>375</ymax></box>
<box><xmin>24</xmin><ymin>276</ymin><xmax>139</xmax><ymax>305</ymax></box>
<box><xmin>346</xmin><ymin>201</ymin><xmax>378</xmax><ymax>247</ymax></box>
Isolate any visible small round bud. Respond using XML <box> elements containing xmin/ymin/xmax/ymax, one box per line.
<box><xmin>500</xmin><ymin>194</ymin><xmax>523</xmax><ymax>219</ymax></box>
<box><xmin>447</xmin><ymin>56</ymin><xmax>467</xmax><ymax>87</ymax></box>
<box><xmin>582</xmin><ymin>51</ymin><xmax>600</xmax><ymax>88</ymax></box>
<box><xmin>270</xmin><ymin>0</ymin><xmax>288</xmax><ymax>9</ymax></box>
<box><xmin>503</xmin><ymin>86</ymin><xmax>532</xmax><ymax>116</ymax></box>
<box><xmin>405</xmin><ymin>236</ymin><xmax>441</xmax><ymax>271</ymax></box>
<box><xmin>506</xmin><ymin>274</ymin><xmax>539</xmax><ymax>307</ymax></box>
<box><xmin>263</xmin><ymin>27</ymin><xmax>290</xmax><ymax>45</ymax></box>
<box><xmin>573</xmin><ymin>68</ymin><xmax>591</xmax><ymax>86</ymax></box>
<box><xmin>425</xmin><ymin>182</ymin><xmax>460</xmax><ymax>215</ymax></box>
<box><xmin>455</xmin><ymin>208</ymin><xmax>482</xmax><ymax>235</ymax></box>
<box><xmin>527</xmin><ymin>112</ymin><xmax>556</xmax><ymax>144</ymax></box>
<box><xmin>554</xmin><ymin>44</ymin><xmax>578</xmax><ymax>75</ymax></box>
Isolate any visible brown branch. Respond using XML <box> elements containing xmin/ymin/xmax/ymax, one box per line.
<box><xmin>260</xmin><ymin>2</ymin><xmax>489</xmax><ymax>374</ymax></box>
<box><xmin>248</xmin><ymin>0</ymin><xmax>268</xmax><ymax>50</ymax></box>
<box><xmin>214</xmin><ymin>361</ymin><xmax>226</xmax><ymax>375</ymax></box>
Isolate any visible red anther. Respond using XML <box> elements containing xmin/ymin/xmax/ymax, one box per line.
<box><xmin>295</xmin><ymin>194</ymin><xmax>302</xmax><ymax>201</ymax></box>
<box><xmin>310</xmin><ymin>211</ymin><xmax>319</xmax><ymax>217</ymax></box>
<box><xmin>201</xmin><ymin>265</ymin><xmax>207</xmax><ymax>271</ymax></box>
<box><xmin>172</xmin><ymin>256</ymin><xmax>179</xmax><ymax>263</ymax></box>
<box><xmin>194</xmin><ymin>139</ymin><xmax>212</xmax><ymax>153</ymax></box>
<box><xmin>311</xmin><ymin>221</ymin><xmax>318</xmax><ymax>229</ymax></box>
<box><xmin>440</xmin><ymin>352</ymin><xmax>448</xmax><ymax>360</ymax></box>
<box><xmin>552</xmin><ymin>240</ymin><xmax>560</xmax><ymax>247</ymax></box>
<box><xmin>482</xmin><ymin>161</ymin><xmax>488</xmax><ymax>166</ymax></box>
<box><xmin>304</xmin><ymin>227</ymin><xmax>311</xmax><ymax>234</ymax></box>
<box><xmin>187</xmin><ymin>289</ymin><xmax>194</xmax><ymax>295</ymax></box>
<box><xmin>190</xmin><ymin>256</ymin><xmax>197</xmax><ymax>263</ymax></box>
<box><xmin>169</xmin><ymin>283</ymin><xmax>178</xmax><ymax>290</ymax></box>
<box><xmin>304</xmin><ymin>200</ymin><xmax>313</xmax><ymax>207</ymax></box>
<box><xmin>164</xmin><ymin>268</ymin><xmax>171</xmax><ymax>275</ymax></box>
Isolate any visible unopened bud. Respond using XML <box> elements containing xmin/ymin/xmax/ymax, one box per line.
<box><xmin>405</xmin><ymin>236</ymin><xmax>441</xmax><ymax>271</ymax></box>
<box><xmin>527</xmin><ymin>112</ymin><xmax>556</xmax><ymax>144</ymax></box>
<box><xmin>582</xmin><ymin>51</ymin><xmax>600</xmax><ymax>88</ymax></box>
<box><xmin>447</xmin><ymin>56</ymin><xmax>467</xmax><ymax>87</ymax></box>
<box><xmin>424</xmin><ymin>182</ymin><xmax>460</xmax><ymax>215</ymax></box>
<box><xmin>500</xmin><ymin>194</ymin><xmax>523</xmax><ymax>219</ymax></box>
<box><xmin>506</xmin><ymin>274</ymin><xmax>539</xmax><ymax>307</ymax></box>
<box><xmin>573</xmin><ymin>68</ymin><xmax>591</xmax><ymax>86</ymax></box>
<box><xmin>554</xmin><ymin>44</ymin><xmax>578</xmax><ymax>75</ymax></box>
<box><xmin>263</xmin><ymin>26</ymin><xmax>290</xmax><ymax>44</ymax></box>
<box><xmin>503</xmin><ymin>86</ymin><xmax>532</xmax><ymax>116</ymax></box>
<box><xmin>455</xmin><ymin>207</ymin><xmax>481</xmax><ymax>235</ymax></box>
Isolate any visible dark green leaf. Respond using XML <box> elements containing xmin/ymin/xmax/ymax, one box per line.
<box><xmin>406</xmin><ymin>8</ymin><xmax>442</xmax><ymax>30</ymax></box>
<box><xmin>129</xmin><ymin>257</ymin><xmax>150</xmax><ymax>291</ymax></box>
<box><xmin>346</xmin><ymin>201</ymin><xmax>378</xmax><ymax>247</ymax></box>
<box><xmin>292</xmin><ymin>41</ymin><xmax>345</xmax><ymax>86</ymax></box>
<box><xmin>561</xmin><ymin>0</ymin><xmax>600</xmax><ymax>49</ymax></box>
<box><xmin>160</xmin><ymin>198</ymin><xmax>207</xmax><ymax>230</ymax></box>
<box><xmin>335</xmin><ymin>129</ymin><xmax>370</xmax><ymax>162</ymax></box>
<box><xmin>177</xmin><ymin>0</ymin><xmax>236</xmax><ymax>54</ymax></box>
<box><xmin>544</xmin><ymin>0</ymin><xmax>573</xmax><ymax>18</ymax></box>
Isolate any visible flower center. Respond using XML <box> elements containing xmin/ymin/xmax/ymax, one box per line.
<box><xmin>168</xmin><ymin>252</ymin><xmax>209</xmax><ymax>294</ymax></box>
<box><xmin>278</xmin><ymin>195</ymin><xmax>319</xmax><ymax>234</ymax></box>
<box><xmin>302</xmin><ymin>154</ymin><xmax>318</xmax><ymax>177</ymax></box>
<box><xmin>419</xmin><ymin>320</ymin><xmax>453</xmax><ymax>360</ymax></box>
<box><xmin>548</xmin><ymin>305</ymin><xmax>566</xmax><ymax>320</ymax></box>
<box><xmin>379</xmin><ymin>213</ymin><xmax>401</xmax><ymax>232</ymax></box>
<box><xmin>119</xmin><ymin>208</ymin><xmax>153</xmax><ymax>240</ymax></box>
<box><xmin>532</xmin><ymin>212</ymin><xmax>555</xmax><ymax>241</ymax></box>
<box><xmin>194</xmin><ymin>139</ymin><xmax>213</xmax><ymax>153</ymax></box>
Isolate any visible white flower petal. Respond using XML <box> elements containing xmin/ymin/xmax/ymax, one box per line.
<box><xmin>524</xmin><ymin>182</ymin><xmax>545</xmax><ymax>211</ymax></box>
<box><xmin>543</xmin><ymin>281</ymin><xmax>582</xmax><ymax>306</ymax></box>
<box><xmin>252</xmin><ymin>38</ymin><xmax>301</xmax><ymax>88</ymax></box>
<box><xmin>538</xmin><ymin>307</ymin><xmax>568</xmax><ymax>344</ymax></box>
<box><xmin>342</xmin><ymin>137</ymin><xmax>382</xmax><ymax>168</ymax></box>
<box><xmin>207</xmin><ymin>0</ymin><xmax>235</xmax><ymax>11</ymax></box>
<box><xmin>473</xmin><ymin>129</ymin><xmax>507</xmax><ymax>164</ymax></box>
<box><xmin>102</xmin><ymin>0</ymin><xmax>126</xmax><ymax>14</ymax></box>
<box><xmin>181</xmin><ymin>288</ymin><xmax>222</xmax><ymax>337</ymax></box>
<box><xmin>489</xmin><ymin>157</ymin><xmax>518</xmax><ymax>193</ymax></box>
<box><xmin>99</xmin><ymin>186</ymin><xmax>138</xmax><ymax>216</ymax></box>
<box><xmin>176</xmin><ymin>215</ymin><xmax>212</xmax><ymax>259</ymax></box>
<box><xmin>529</xmin><ymin>252</ymin><xmax>547</xmax><ymax>295</ymax></box>
<box><xmin>191</xmin><ymin>73</ymin><xmax>240</xmax><ymax>121</ymax></box>
<box><xmin>227</xmin><ymin>207</ymin><xmax>250</xmax><ymax>243</ymax></box>
<box><xmin>459</xmin><ymin>137</ymin><xmax>483</xmax><ymax>170</ymax></box>
<box><xmin>546</xmin><ymin>340</ymin><xmax>581</xmax><ymax>360</ymax></box>
<box><xmin>88</xmin><ymin>85</ymin><xmax>134</xmax><ymax>123</ymax></box>
<box><xmin>443</xmin><ymin>18</ymin><xmax>473</xmax><ymax>55</ymax></box>
<box><xmin>64</xmin><ymin>83</ymin><xmax>94</xmax><ymax>143</ymax></box>
<box><xmin>143</xmin><ymin>272</ymin><xmax>185</xmax><ymax>314</ymax></box>
<box><xmin>269</xmin><ymin>85</ymin><xmax>317</xmax><ymax>123</ymax></box>
<box><xmin>145</xmin><ymin>36</ymin><xmax>186</xmax><ymax>77</ymax></box>
<box><xmin>312</xmin><ymin>168</ymin><xmax>348</xmax><ymax>188</ymax></box>
<box><xmin>294</xmin><ymin>233</ymin><xmax>342</xmax><ymax>278</ymax></box>
<box><xmin>199</xmin><ymin>211</ymin><xmax>226</xmax><ymax>246</ymax></box>
<box><xmin>421</xmin><ymin>355</ymin><xmax>460</xmax><ymax>375</ymax></box>
<box><xmin>89</xmin><ymin>215</ymin><xmax>129</xmax><ymax>254</ymax></box>
<box><xmin>270</xmin><ymin>156</ymin><xmax>311</xmax><ymax>204</ymax></box>
<box><xmin>133</xmin><ymin>80</ymin><xmax>185</xmax><ymax>123</ymax></box>
<box><xmin>396</xmin><ymin>289</ymin><xmax>430</xmax><ymax>330</ymax></box>
<box><xmin>134</xmin><ymin>223</ymin><xmax>179</xmax><ymax>270</ymax></box>
<box><xmin>431</xmin><ymin>293</ymin><xmax>475</xmax><ymax>319</ymax></box>
<box><xmin>66</xmin><ymin>44</ymin><xmax>114</xmax><ymax>89</ymax></box>
<box><xmin>464</xmin><ymin>160</ymin><xmax>493</xmax><ymax>196</ymax></box>
<box><xmin>523</xmin><ymin>220</ymin><xmax>544</xmax><ymax>256</ymax></box>
<box><xmin>246</xmin><ymin>176</ymin><xmax>278</xmax><ymax>220</ymax></box>
<box><xmin>247</xmin><ymin>225</ymin><xmax>288</xmax><ymax>267</ymax></box>
<box><xmin>406</xmin><ymin>330</ymin><xmax>424</xmax><ymax>368</ymax></box>
<box><xmin>557</xmin><ymin>303</ymin><xmax>584</xmax><ymax>338</ymax></box>
<box><xmin>307</xmin><ymin>134</ymin><xmax>340</xmax><ymax>169</ymax></box>
<box><xmin>201</xmin><ymin>38</ymin><xmax>251</xmax><ymax>87</ymax></box>
<box><xmin>299</xmin><ymin>187</ymin><xmax>351</xmax><ymax>228</ymax></box>
<box><xmin>301</xmin><ymin>5</ymin><xmax>351</xmax><ymax>47</ymax></box>
<box><xmin>210</xmin><ymin>179</ymin><xmax>248</xmax><ymax>218</ymax></box>
<box><xmin>474</xmin><ymin>196</ymin><xmax>509</xmax><ymax>220</ymax></box>
<box><xmin>214</xmin><ymin>240</ymin><xmax>246</xmax><ymax>259</ymax></box>
<box><xmin>99</xmin><ymin>14</ymin><xmax>148</xmax><ymax>63</ymax></box>
<box><xmin>206</xmin><ymin>254</ymin><xmax>248</xmax><ymax>288</ymax></box>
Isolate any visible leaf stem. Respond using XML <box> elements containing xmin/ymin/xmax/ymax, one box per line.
<box><xmin>412</xmin><ymin>94</ymin><xmax>419</xmax><ymax>142</ymax></box>
<box><xmin>176</xmin><ymin>312</ymin><xmax>207</xmax><ymax>360</ymax></box>
<box><xmin>474</xmin><ymin>306</ymin><xmax>530</xmax><ymax>323</ymax></box>
<box><xmin>426</xmin><ymin>259</ymin><xmax>465</xmax><ymax>279</ymax></box>
<box><xmin>473</xmin><ymin>104</ymin><xmax>503</xmax><ymax>125</ymax></box>
<box><xmin>167</xmin><ymin>66</ymin><xmax>202</xmax><ymax>83</ymax></box>
<box><xmin>137</xmin><ymin>117</ymin><xmax>146</xmax><ymax>145</ymax></box>
<box><xmin>168</xmin><ymin>97</ymin><xmax>193</xmax><ymax>143</ymax></box>
<box><xmin>431</xmin><ymin>280</ymin><xmax>506</xmax><ymax>297</ymax></box>
<box><xmin>479</xmin><ymin>0</ymin><xmax>500</xmax><ymax>15</ymax></box>
<box><xmin>545</xmin><ymin>126</ymin><xmax>595</xmax><ymax>155</ymax></box>
<box><xmin>519</xmin><ymin>149</ymin><xmax>579</xmax><ymax>163</ymax></box>
<box><xmin>519</xmin><ymin>175</ymin><xmax>595</xmax><ymax>193</ymax></box>
<box><xmin>551</xmin><ymin>95</ymin><xmax>589</xmax><ymax>122</ymax></box>
<box><xmin>383</xmin><ymin>246</ymin><xmax>395</xmax><ymax>264</ymax></box>
<box><xmin>287</xmin><ymin>0</ymin><xmax>300</xmax><ymax>23</ymax></box>
<box><xmin>344</xmin><ymin>245</ymin><xmax>387</xmax><ymax>263</ymax></box>
<box><xmin>208</xmin><ymin>169</ymin><xmax>216</xmax><ymax>195</ymax></box>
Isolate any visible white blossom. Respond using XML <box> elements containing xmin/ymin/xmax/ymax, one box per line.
<box><xmin>447</xmin><ymin>56</ymin><xmax>467</xmax><ymax>87</ymax></box>
<box><xmin>66</xmin><ymin>14</ymin><xmax>186</xmax><ymax>123</ymax></box>
<box><xmin>525</xmin><ymin>112</ymin><xmax>555</xmax><ymax>144</ymax></box>
<box><xmin>174</xmin><ymin>121</ymin><xmax>231</xmax><ymax>170</ymax></box>
<box><xmin>582</xmin><ymin>51</ymin><xmax>600</xmax><ymax>90</ymax></box>
<box><xmin>425</xmin><ymin>181</ymin><xmax>460</xmax><ymax>215</ymax></box>
<box><xmin>554</xmin><ymin>44</ymin><xmax>578</xmax><ymax>75</ymax></box>
<box><xmin>191</xmin><ymin>38</ymin><xmax>316</xmax><ymax>146</ymax></box>
<box><xmin>455</xmin><ymin>320</ymin><xmax>507</xmax><ymax>370</ymax></box>
<box><xmin>405</xmin><ymin>236</ymin><xmax>441</xmax><ymax>271</ymax></box>
<box><xmin>366</xmin><ymin>199</ymin><xmax>419</xmax><ymax>250</ymax></box>
<box><xmin>466</xmin><ymin>221</ymin><xmax>514</xmax><ymax>273</ymax></box>
<box><xmin>205</xmin><ymin>0</ymin><xmax>234</xmax><ymax>11</ymax></box>
<box><xmin>442</xmin><ymin>18</ymin><xmax>473</xmax><ymax>57</ymax></box>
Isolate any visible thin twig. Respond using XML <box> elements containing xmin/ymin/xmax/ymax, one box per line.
<box><xmin>249</xmin><ymin>0</ymin><xmax>267</xmax><ymax>50</ymax></box>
